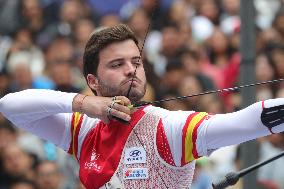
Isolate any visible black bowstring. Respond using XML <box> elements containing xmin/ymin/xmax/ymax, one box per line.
<box><xmin>124</xmin><ymin>1</ymin><xmax>170</xmax><ymax>188</ymax></box>
<box><xmin>126</xmin><ymin>3</ymin><xmax>153</xmax><ymax>99</ymax></box>
<box><xmin>132</xmin><ymin>78</ymin><xmax>284</xmax><ymax>108</ymax></box>
<box><xmin>126</xmin><ymin>66</ymin><xmax>138</xmax><ymax>98</ymax></box>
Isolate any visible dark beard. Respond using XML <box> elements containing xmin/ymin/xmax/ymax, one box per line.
<box><xmin>97</xmin><ymin>78</ymin><xmax>146</xmax><ymax>103</ymax></box>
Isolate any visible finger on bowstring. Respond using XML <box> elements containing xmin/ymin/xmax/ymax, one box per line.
<box><xmin>115</xmin><ymin>96</ymin><xmax>131</xmax><ymax>106</ymax></box>
<box><xmin>110</xmin><ymin>108</ymin><xmax>131</xmax><ymax>122</ymax></box>
<box><xmin>112</xmin><ymin>102</ymin><xmax>131</xmax><ymax>115</ymax></box>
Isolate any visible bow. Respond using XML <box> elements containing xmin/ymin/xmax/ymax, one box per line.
<box><xmin>124</xmin><ymin>1</ymin><xmax>284</xmax><ymax>108</ymax></box>
<box><xmin>131</xmin><ymin>78</ymin><xmax>284</xmax><ymax>108</ymax></box>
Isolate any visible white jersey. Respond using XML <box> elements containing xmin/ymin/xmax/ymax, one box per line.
<box><xmin>1</xmin><ymin>89</ymin><xmax>284</xmax><ymax>188</ymax></box>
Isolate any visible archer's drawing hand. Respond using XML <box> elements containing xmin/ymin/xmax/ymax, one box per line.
<box><xmin>73</xmin><ymin>94</ymin><xmax>132</xmax><ymax>124</ymax></box>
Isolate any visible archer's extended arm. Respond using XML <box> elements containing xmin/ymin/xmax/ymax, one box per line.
<box><xmin>150</xmin><ymin>98</ymin><xmax>284</xmax><ymax>166</ymax></box>
<box><xmin>204</xmin><ymin>98</ymin><xmax>284</xmax><ymax>152</ymax></box>
<box><xmin>0</xmin><ymin>89</ymin><xmax>76</xmax><ymax>148</ymax></box>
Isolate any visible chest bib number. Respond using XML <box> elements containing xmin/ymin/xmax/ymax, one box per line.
<box><xmin>124</xmin><ymin>147</ymin><xmax>146</xmax><ymax>164</ymax></box>
<box><xmin>123</xmin><ymin>168</ymin><xmax>149</xmax><ymax>180</ymax></box>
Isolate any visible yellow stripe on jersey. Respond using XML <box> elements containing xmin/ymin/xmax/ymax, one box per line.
<box><xmin>184</xmin><ymin>112</ymin><xmax>207</xmax><ymax>163</ymax></box>
<box><xmin>72</xmin><ymin>112</ymin><xmax>82</xmax><ymax>157</ymax></box>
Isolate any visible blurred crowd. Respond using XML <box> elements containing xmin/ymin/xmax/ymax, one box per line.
<box><xmin>0</xmin><ymin>0</ymin><xmax>284</xmax><ymax>188</ymax></box>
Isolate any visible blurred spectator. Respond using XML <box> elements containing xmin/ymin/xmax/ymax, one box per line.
<box><xmin>257</xmin><ymin>28</ymin><xmax>282</xmax><ymax>52</ymax></box>
<box><xmin>270</xmin><ymin>44</ymin><xmax>284</xmax><ymax>80</ymax></box>
<box><xmin>199</xmin><ymin>94</ymin><xmax>225</xmax><ymax>114</ymax></box>
<box><xmin>0</xmin><ymin>119</ymin><xmax>17</xmax><ymax>154</ymax></box>
<box><xmin>73</xmin><ymin>19</ymin><xmax>95</xmax><ymax>53</ymax></box>
<box><xmin>180</xmin><ymin>49</ymin><xmax>215</xmax><ymax>91</ymax></box>
<box><xmin>44</xmin><ymin>36</ymin><xmax>75</xmax><ymax>71</ymax></box>
<box><xmin>167</xmin><ymin>0</ymin><xmax>192</xmax><ymax>26</ymax></box>
<box><xmin>152</xmin><ymin>24</ymin><xmax>185</xmax><ymax>76</ymax></box>
<box><xmin>191</xmin><ymin>15</ymin><xmax>214</xmax><ymax>43</ymax></box>
<box><xmin>49</xmin><ymin>62</ymin><xmax>81</xmax><ymax>93</ymax></box>
<box><xmin>220</xmin><ymin>0</ymin><xmax>240</xmax><ymax>36</ymax></box>
<box><xmin>255</xmin><ymin>53</ymin><xmax>275</xmax><ymax>83</ymax></box>
<box><xmin>206</xmin><ymin>28</ymin><xmax>235</xmax><ymax>68</ymax></box>
<box><xmin>191</xmin><ymin>160</ymin><xmax>212</xmax><ymax>189</ymax></box>
<box><xmin>159</xmin><ymin>59</ymin><xmax>186</xmax><ymax>97</ymax></box>
<box><xmin>75</xmin><ymin>183</ymin><xmax>86</xmax><ymax>189</ymax></box>
<box><xmin>178</xmin><ymin>75</ymin><xmax>203</xmax><ymax>111</ymax></box>
<box><xmin>255</xmin><ymin>0</ymin><xmax>282</xmax><ymax>29</ymax></box>
<box><xmin>196</xmin><ymin>0</ymin><xmax>221</xmax><ymax>25</ymax></box>
<box><xmin>0</xmin><ymin>143</ymin><xmax>36</xmax><ymax>188</ymax></box>
<box><xmin>272</xmin><ymin>7</ymin><xmax>284</xmax><ymax>43</ymax></box>
<box><xmin>19</xmin><ymin>0</ymin><xmax>58</xmax><ymax>48</ymax></box>
<box><xmin>57</xmin><ymin>0</ymin><xmax>91</xmax><ymax>38</ymax></box>
<box><xmin>276</xmin><ymin>87</ymin><xmax>284</xmax><ymax>98</ymax></box>
<box><xmin>255</xmin><ymin>53</ymin><xmax>275</xmax><ymax>101</ymax></box>
<box><xmin>0</xmin><ymin>35</ymin><xmax>12</xmax><ymax>71</ymax></box>
<box><xmin>99</xmin><ymin>14</ymin><xmax>121</xmax><ymax>28</ymax></box>
<box><xmin>0</xmin><ymin>71</ymin><xmax>11</xmax><ymax>97</ymax></box>
<box><xmin>127</xmin><ymin>8</ymin><xmax>151</xmax><ymax>47</ymax></box>
<box><xmin>40</xmin><ymin>0</ymin><xmax>64</xmax><ymax>24</ymax></box>
<box><xmin>72</xmin><ymin>19</ymin><xmax>95</xmax><ymax>90</ymax></box>
<box><xmin>35</xmin><ymin>161</ymin><xmax>65</xmax><ymax>189</ymax></box>
<box><xmin>9</xmin><ymin>178</ymin><xmax>36</xmax><ymax>189</ymax></box>
<box><xmin>161</xmin><ymin>92</ymin><xmax>189</xmax><ymax>111</ymax></box>
<box><xmin>121</xmin><ymin>0</ymin><xmax>170</xmax><ymax>30</ymax></box>
<box><xmin>257</xmin><ymin>133</ymin><xmax>284</xmax><ymax>189</ymax></box>
<box><xmin>221</xmin><ymin>0</ymin><xmax>240</xmax><ymax>17</ymax></box>
<box><xmin>7</xmin><ymin>28</ymin><xmax>46</xmax><ymax>77</ymax></box>
<box><xmin>210</xmin><ymin>145</ymin><xmax>241</xmax><ymax>189</ymax></box>
<box><xmin>7</xmin><ymin>51</ymin><xmax>53</xmax><ymax>91</ymax></box>
<box><xmin>0</xmin><ymin>0</ymin><xmax>21</xmax><ymax>35</ymax></box>
<box><xmin>17</xmin><ymin>131</ymin><xmax>80</xmax><ymax>189</ymax></box>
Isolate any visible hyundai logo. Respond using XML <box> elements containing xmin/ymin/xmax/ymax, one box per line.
<box><xmin>129</xmin><ymin>150</ymin><xmax>141</xmax><ymax>157</ymax></box>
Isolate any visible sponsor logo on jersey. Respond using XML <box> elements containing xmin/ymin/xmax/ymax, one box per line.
<box><xmin>123</xmin><ymin>168</ymin><xmax>148</xmax><ymax>180</ymax></box>
<box><xmin>124</xmin><ymin>147</ymin><xmax>146</xmax><ymax>164</ymax></box>
<box><xmin>84</xmin><ymin>148</ymin><xmax>101</xmax><ymax>171</ymax></box>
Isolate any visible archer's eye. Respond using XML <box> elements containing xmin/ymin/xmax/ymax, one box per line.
<box><xmin>111</xmin><ymin>61</ymin><xmax>123</xmax><ymax>68</ymax></box>
<box><xmin>111</xmin><ymin>63</ymin><xmax>121</xmax><ymax>68</ymax></box>
<box><xmin>132</xmin><ymin>58</ymin><xmax>141</xmax><ymax>66</ymax></box>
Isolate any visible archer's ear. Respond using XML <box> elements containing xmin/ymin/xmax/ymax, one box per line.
<box><xmin>86</xmin><ymin>74</ymin><xmax>99</xmax><ymax>91</ymax></box>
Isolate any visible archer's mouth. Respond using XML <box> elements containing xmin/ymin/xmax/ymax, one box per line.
<box><xmin>122</xmin><ymin>78</ymin><xmax>141</xmax><ymax>86</ymax></box>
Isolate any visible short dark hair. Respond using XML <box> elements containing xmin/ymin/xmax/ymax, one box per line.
<box><xmin>83</xmin><ymin>24</ymin><xmax>139</xmax><ymax>79</ymax></box>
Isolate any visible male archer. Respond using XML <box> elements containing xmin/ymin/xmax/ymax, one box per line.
<box><xmin>1</xmin><ymin>24</ymin><xmax>284</xmax><ymax>189</ymax></box>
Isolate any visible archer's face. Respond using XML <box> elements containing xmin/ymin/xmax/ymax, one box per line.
<box><xmin>95</xmin><ymin>39</ymin><xmax>146</xmax><ymax>102</ymax></box>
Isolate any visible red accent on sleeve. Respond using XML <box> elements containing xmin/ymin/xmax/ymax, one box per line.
<box><xmin>181</xmin><ymin>112</ymin><xmax>198</xmax><ymax>166</ymax></box>
<box><xmin>192</xmin><ymin>116</ymin><xmax>207</xmax><ymax>159</ymax></box>
<box><xmin>262</xmin><ymin>100</ymin><xmax>275</xmax><ymax>134</ymax></box>
<box><xmin>67</xmin><ymin>113</ymin><xmax>84</xmax><ymax>160</ymax></box>
<box><xmin>74</xmin><ymin>115</ymin><xmax>84</xmax><ymax>161</ymax></box>
<box><xmin>67</xmin><ymin>113</ymin><xmax>76</xmax><ymax>154</ymax></box>
<box><xmin>156</xmin><ymin>120</ymin><xmax>175</xmax><ymax>166</ymax></box>
<box><xmin>262</xmin><ymin>101</ymin><xmax>265</xmax><ymax>109</ymax></box>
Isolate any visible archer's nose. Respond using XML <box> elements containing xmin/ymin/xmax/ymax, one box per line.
<box><xmin>124</xmin><ymin>62</ymin><xmax>136</xmax><ymax>76</ymax></box>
